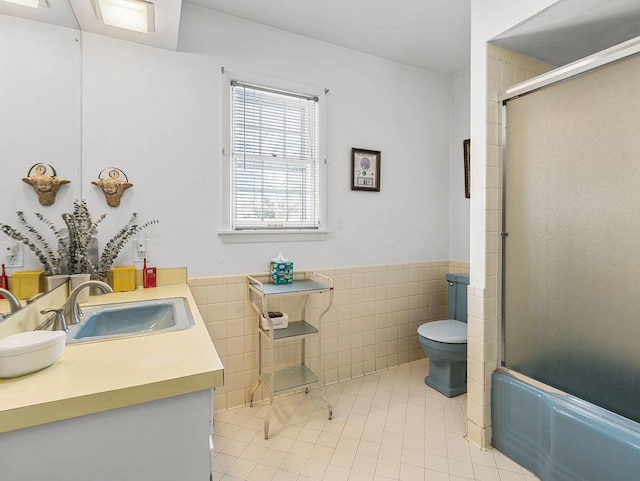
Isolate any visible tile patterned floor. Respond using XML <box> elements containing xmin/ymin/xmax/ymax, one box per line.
<box><xmin>212</xmin><ymin>360</ymin><xmax>540</xmax><ymax>481</ymax></box>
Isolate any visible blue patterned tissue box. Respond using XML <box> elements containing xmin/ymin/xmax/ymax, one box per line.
<box><xmin>270</xmin><ymin>261</ymin><xmax>293</xmax><ymax>284</ymax></box>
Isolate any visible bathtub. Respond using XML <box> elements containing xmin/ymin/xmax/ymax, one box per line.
<box><xmin>492</xmin><ymin>371</ymin><xmax>640</xmax><ymax>481</ymax></box>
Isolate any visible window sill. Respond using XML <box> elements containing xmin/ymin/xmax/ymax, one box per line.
<box><xmin>217</xmin><ymin>230</ymin><xmax>330</xmax><ymax>244</ymax></box>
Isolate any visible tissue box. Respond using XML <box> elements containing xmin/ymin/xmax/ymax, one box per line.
<box><xmin>270</xmin><ymin>261</ymin><xmax>293</xmax><ymax>284</ymax></box>
<box><xmin>261</xmin><ymin>312</ymin><xmax>289</xmax><ymax>330</ymax></box>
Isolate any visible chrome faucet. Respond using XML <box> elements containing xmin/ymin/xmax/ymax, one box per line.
<box><xmin>63</xmin><ymin>280</ymin><xmax>113</xmax><ymax>326</ymax></box>
<box><xmin>0</xmin><ymin>288</ymin><xmax>21</xmax><ymax>317</ymax></box>
<box><xmin>39</xmin><ymin>306</ymin><xmax>69</xmax><ymax>332</ymax></box>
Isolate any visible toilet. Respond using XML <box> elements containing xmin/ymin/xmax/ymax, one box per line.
<box><xmin>417</xmin><ymin>273</ymin><xmax>469</xmax><ymax>397</ymax></box>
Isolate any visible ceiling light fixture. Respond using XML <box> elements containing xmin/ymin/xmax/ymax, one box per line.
<box><xmin>2</xmin><ymin>0</ymin><xmax>47</xmax><ymax>8</ymax></box>
<box><xmin>91</xmin><ymin>0</ymin><xmax>155</xmax><ymax>34</ymax></box>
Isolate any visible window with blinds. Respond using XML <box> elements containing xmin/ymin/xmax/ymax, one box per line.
<box><xmin>231</xmin><ymin>81</ymin><xmax>319</xmax><ymax>230</ymax></box>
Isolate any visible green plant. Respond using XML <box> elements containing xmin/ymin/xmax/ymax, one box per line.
<box><xmin>0</xmin><ymin>200</ymin><xmax>157</xmax><ymax>277</ymax></box>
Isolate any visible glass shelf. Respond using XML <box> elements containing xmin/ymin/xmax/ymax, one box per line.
<box><xmin>261</xmin><ymin>364</ymin><xmax>318</xmax><ymax>395</ymax></box>
<box><xmin>259</xmin><ymin>320</ymin><xmax>318</xmax><ymax>341</ymax></box>
<box><xmin>250</xmin><ymin>279</ymin><xmax>331</xmax><ymax>296</ymax></box>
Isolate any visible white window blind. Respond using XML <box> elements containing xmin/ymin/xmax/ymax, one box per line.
<box><xmin>231</xmin><ymin>81</ymin><xmax>319</xmax><ymax>230</ymax></box>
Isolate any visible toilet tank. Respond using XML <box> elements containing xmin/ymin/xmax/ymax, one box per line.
<box><xmin>446</xmin><ymin>273</ymin><xmax>470</xmax><ymax>322</ymax></box>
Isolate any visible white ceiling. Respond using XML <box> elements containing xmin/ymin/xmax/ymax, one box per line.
<box><xmin>183</xmin><ymin>0</ymin><xmax>471</xmax><ymax>75</ymax></box>
<box><xmin>2</xmin><ymin>0</ymin><xmax>640</xmax><ymax>75</ymax></box>
<box><xmin>492</xmin><ymin>0</ymin><xmax>640</xmax><ymax>67</ymax></box>
<box><xmin>68</xmin><ymin>0</ymin><xmax>182</xmax><ymax>50</ymax></box>
<box><xmin>0</xmin><ymin>0</ymin><xmax>78</xmax><ymax>30</ymax></box>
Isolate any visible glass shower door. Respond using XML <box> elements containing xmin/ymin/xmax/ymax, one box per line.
<box><xmin>502</xmin><ymin>52</ymin><xmax>640</xmax><ymax>424</ymax></box>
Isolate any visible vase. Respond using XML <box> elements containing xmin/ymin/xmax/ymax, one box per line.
<box><xmin>69</xmin><ymin>273</ymin><xmax>91</xmax><ymax>303</ymax></box>
<box><xmin>45</xmin><ymin>275</ymin><xmax>69</xmax><ymax>294</ymax></box>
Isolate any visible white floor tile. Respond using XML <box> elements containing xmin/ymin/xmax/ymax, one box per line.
<box><xmin>214</xmin><ymin>453</ymin><xmax>237</xmax><ymax>474</ymax></box>
<box><xmin>374</xmin><ymin>458</ymin><xmax>400</xmax><ymax>479</ymax></box>
<box><xmin>336</xmin><ymin>436</ymin><xmax>361</xmax><ymax>453</ymax></box>
<box><xmin>227</xmin><ymin>459</ymin><xmax>258</xmax><ymax>480</ymax></box>
<box><xmin>317</xmin><ymin>431</ymin><xmax>341</xmax><ymax>448</ymax></box>
<box><xmin>309</xmin><ymin>444</ymin><xmax>335</xmax><ymax>463</ymax></box>
<box><xmin>220</xmin><ymin>475</ymin><xmax>245</xmax><ymax>481</ymax></box>
<box><xmin>324</xmin><ymin>464</ymin><xmax>351</xmax><ymax>481</ymax></box>
<box><xmin>351</xmin><ymin>454</ymin><xmax>378</xmax><ymax>474</ymax></box>
<box><xmin>212</xmin><ymin>363</ymin><xmax>539</xmax><ymax>481</ymax></box>
<box><xmin>401</xmin><ymin>448</ymin><xmax>425</xmax><ymax>468</ymax></box>
<box><xmin>331</xmin><ymin>449</ymin><xmax>357</xmax><ymax>468</ymax></box>
<box><xmin>240</xmin><ymin>444</ymin><xmax>268</xmax><ymax>463</ymax></box>
<box><xmin>247</xmin><ymin>464</ymin><xmax>277</xmax><ymax>481</ymax></box>
<box><xmin>271</xmin><ymin>469</ymin><xmax>298</xmax><ymax>481</ymax></box>
<box><xmin>298</xmin><ymin>427</ymin><xmax>322</xmax><ymax>443</ymax></box>
<box><xmin>448</xmin><ymin>459</ymin><xmax>474</xmax><ymax>479</ymax></box>
<box><xmin>358</xmin><ymin>440</ymin><xmax>382</xmax><ymax>457</ymax></box>
<box><xmin>348</xmin><ymin>470</ymin><xmax>375</xmax><ymax>481</ymax></box>
<box><xmin>498</xmin><ymin>470</ymin><xmax>528</xmax><ymax>481</ymax></box>
<box><xmin>301</xmin><ymin>459</ymin><xmax>329</xmax><ymax>479</ymax></box>
<box><xmin>399</xmin><ymin>463</ymin><xmax>426</xmax><ymax>481</ymax></box>
<box><xmin>425</xmin><ymin>468</ymin><xmax>450</xmax><ymax>481</ymax></box>
<box><xmin>270</xmin><ymin>435</ymin><xmax>295</xmax><ymax>453</ymax></box>
<box><xmin>222</xmin><ymin>440</ymin><xmax>250</xmax><ymax>457</ymax></box>
<box><xmin>258</xmin><ymin>448</ymin><xmax>287</xmax><ymax>469</ymax></box>
<box><xmin>279</xmin><ymin>453</ymin><xmax>308</xmax><ymax>474</ymax></box>
<box><xmin>378</xmin><ymin>445</ymin><xmax>402</xmax><ymax>463</ymax></box>
<box><xmin>382</xmin><ymin>431</ymin><xmax>404</xmax><ymax>447</ymax></box>
<box><xmin>470</xmin><ymin>448</ymin><xmax>497</xmax><ymax>468</ymax></box>
<box><xmin>289</xmin><ymin>439</ymin><xmax>315</xmax><ymax>458</ymax></box>
<box><xmin>473</xmin><ymin>464</ymin><xmax>500</xmax><ymax>481</ymax></box>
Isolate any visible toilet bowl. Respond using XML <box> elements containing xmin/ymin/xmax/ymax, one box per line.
<box><xmin>417</xmin><ymin>273</ymin><xmax>469</xmax><ymax>397</ymax></box>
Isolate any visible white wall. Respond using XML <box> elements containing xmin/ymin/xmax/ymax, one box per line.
<box><xmin>0</xmin><ymin>15</ymin><xmax>82</xmax><ymax>274</ymax></box>
<box><xmin>448</xmin><ymin>68</ymin><xmax>470</xmax><ymax>262</ymax></box>
<box><xmin>2</xmin><ymin>5</ymin><xmax>467</xmax><ymax>279</ymax></box>
<box><xmin>78</xmin><ymin>5</ymin><xmax>453</xmax><ymax>276</ymax></box>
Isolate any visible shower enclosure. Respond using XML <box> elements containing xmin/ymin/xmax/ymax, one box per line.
<box><xmin>495</xmin><ymin>37</ymin><xmax>640</xmax><ymax>480</ymax></box>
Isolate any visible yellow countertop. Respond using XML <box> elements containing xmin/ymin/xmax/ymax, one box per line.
<box><xmin>0</xmin><ymin>285</ymin><xmax>224</xmax><ymax>434</ymax></box>
<box><xmin>0</xmin><ymin>298</ymin><xmax>25</xmax><ymax>319</ymax></box>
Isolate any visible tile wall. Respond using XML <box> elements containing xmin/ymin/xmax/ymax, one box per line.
<box><xmin>189</xmin><ymin>261</ymin><xmax>469</xmax><ymax>412</ymax></box>
<box><xmin>465</xmin><ymin>44</ymin><xmax>554</xmax><ymax>448</ymax></box>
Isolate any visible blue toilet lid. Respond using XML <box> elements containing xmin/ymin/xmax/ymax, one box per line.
<box><xmin>418</xmin><ymin>320</ymin><xmax>467</xmax><ymax>344</ymax></box>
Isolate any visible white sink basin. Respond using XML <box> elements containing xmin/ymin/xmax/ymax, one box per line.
<box><xmin>65</xmin><ymin>297</ymin><xmax>195</xmax><ymax>344</ymax></box>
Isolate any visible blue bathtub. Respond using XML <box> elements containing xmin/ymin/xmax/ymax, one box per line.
<box><xmin>492</xmin><ymin>371</ymin><xmax>640</xmax><ymax>481</ymax></box>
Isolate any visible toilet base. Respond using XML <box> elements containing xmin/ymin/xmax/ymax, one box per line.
<box><xmin>425</xmin><ymin>374</ymin><xmax>467</xmax><ymax>398</ymax></box>
<box><xmin>425</xmin><ymin>358</ymin><xmax>467</xmax><ymax>398</ymax></box>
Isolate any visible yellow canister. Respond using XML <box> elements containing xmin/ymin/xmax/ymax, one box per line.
<box><xmin>10</xmin><ymin>270</ymin><xmax>43</xmax><ymax>299</ymax></box>
<box><xmin>108</xmin><ymin>266</ymin><xmax>136</xmax><ymax>292</ymax></box>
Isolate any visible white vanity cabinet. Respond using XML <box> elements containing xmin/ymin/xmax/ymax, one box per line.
<box><xmin>0</xmin><ymin>390</ymin><xmax>213</xmax><ymax>481</ymax></box>
<box><xmin>247</xmin><ymin>271</ymin><xmax>334</xmax><ymax>439</ymax></box>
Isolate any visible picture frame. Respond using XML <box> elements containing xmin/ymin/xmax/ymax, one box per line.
<box><xmin>351</xmin><ymin>148</ymin><xmax>381</xmax><ymax>192</ymax></box>
<box><xmin>463</xmin><ymin>139</ymin><xmax>470</xmax><ymax>198</ymax></box>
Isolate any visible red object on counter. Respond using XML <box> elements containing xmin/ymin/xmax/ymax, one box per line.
<box><xmin>0</xmin><ymin>264</ymin><xmax>7</xmax><ymax>299</ymax></box>
<box><xmin>143</xmin><ymin>258</ymin><xmax>156</xmax><ymax>288</ymax></box>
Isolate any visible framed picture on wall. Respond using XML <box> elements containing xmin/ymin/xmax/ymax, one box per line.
<box><xmin>463</xmin><ymin>139</ymin><xmax>470</xmax><ymax>198</ymax></box>
<box><xmin>351</xmin><ymin>148</ymin><xmax>381</xmax><ymax>191</ymax></box>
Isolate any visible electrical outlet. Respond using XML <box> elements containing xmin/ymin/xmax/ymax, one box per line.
<box><xmin>1</xmin><ymin>241</ymin><xmax>24</xmax><ymax>267</ymax></box>
<box><xmin>133</xmin><ymin>236</ymin><xmax>148</xmax><ymax>262</ymax></box>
